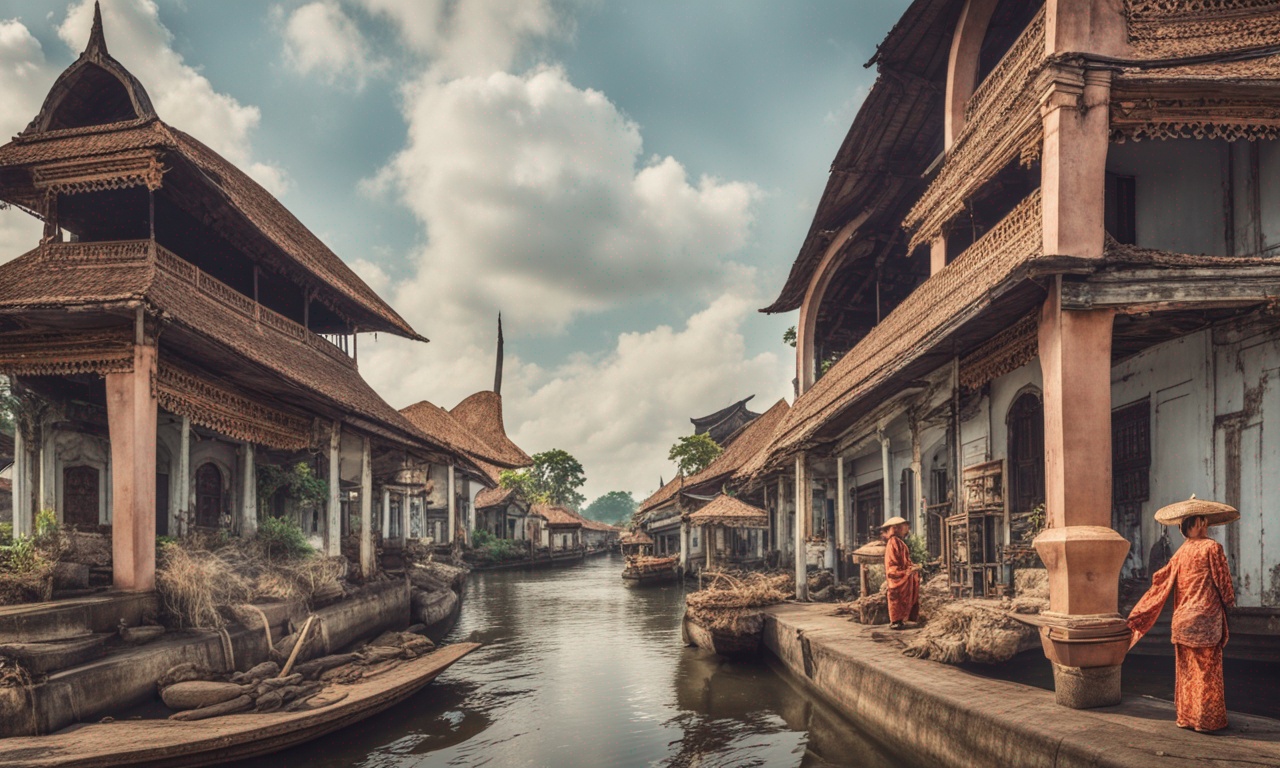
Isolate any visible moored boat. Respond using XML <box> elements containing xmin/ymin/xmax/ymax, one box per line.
<box><xmin>681</xmin><ymin>610</ymin><xmax>763</xmax><ymax>659</ymax></box>
<box><xmin>0</xmin><ymin>642</ymin><xmax>480</xmax><ymax>768</ymax></box>
<box><xmin>622</xmin><ymin>555</ymin><xmax>680</xmax><ymax>586</ymax></box>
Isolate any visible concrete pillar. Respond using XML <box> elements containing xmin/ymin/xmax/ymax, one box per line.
<box><xmin>359</xmin><ymin>436</ymin><xmax>373</xmax><ymax>578</ymax></box>
<box><xmin>381</xmin><ymin>487</ymin><xmax>391</xmax><ymax>538</ymax></box>
<box><xmin>447</xmin><ymin>465</ymin><xmax>457</xmax><ymax>545</ymax></box>
<box><xmin>777</xmin><ymin>476</ymin><xmax>787</xmax><ymax>558</ymax></box>
<box><xmin>240</xmin><ymin>443</ymin><xmax>257</xmax><ymax>537</ymax></box>
<box><xmin>1033</xmin><ymin>280</ymin><xmax>1130</xmax><ymax>708</ymax></box>
<box><xmin>795</xmin><ymin>453</ymin><xmax>809</xmax><ymax>601</ymax></box>
<box><xmin>325</xmin><ymin>422</ymin><xmax>341</xmax><ymax>557</ymax></box>
<box><xmin>177</xmin><ymin>416</ymin><xmax>190</xmax><ymax>536</ymax></box>
<box><xmin>39</xmin><ymin>423</ymin><xmax>54</xmax><ymax>515</ymax></box>
<box><xmin>679</xmin><ymin>517</ymin><xmax>690</xmax><ymax>571</ymax></box>
<box><xmin>911</xmin><ymin>420</ymin><xmax>925</xmax><ymax>532</ymax></box>
<box><xmin>836</xmin><ymin>455</ymin><xmax>846</xmax><ymax>550</ymax></box>
<box><xmin>12</xmin><ymin>426</ymin><xmax>29</xmax><ymax>538</ymax></box>
<box><xmin>105</xmin><ymin>344</ymin><xmax>158</xmax><ymax>591</ymax></box>
<box><xmin>1040</xmin><ymin>66</ymin><xmax>1112</xmax><ymax>260</ymax></box>
<box><xmin>880</xmin><ymin>432</ymin><xmax>892</xmax><ymax>520</ymax></box>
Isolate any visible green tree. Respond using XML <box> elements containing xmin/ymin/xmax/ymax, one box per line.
<box><xmin>583</xmin><ymin>491</ymin><xmax>637</xmax><ymax>525</ymax></box>
<box><xmin>783</xmin><ymin>326</ymin><xmax>797</xmax><ymax>348</ymax></box>
<box><xmin>668</xmin><ymin>433</ymin><xmax>722</xmax><ymax>476</ymax></box>
<box><xmin>500</xmin><ymin>449</ymin><xmax>587</xmax><ymax>509</ymax></box>
<box><xmin>0</xmin><ymin>376</ymin><xmax>14</xmax><ymax>434</ymax></box>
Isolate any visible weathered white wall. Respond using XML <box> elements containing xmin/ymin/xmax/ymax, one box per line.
<box><xmin>1262</xmin><ymin>140</ymin><xmax>1280</xmax><ymax>251</ymax></box>
<box><xmin>1107</xmin><ymin>139</ymin><xmax>1228</xmax><ymax>256</ymax></box>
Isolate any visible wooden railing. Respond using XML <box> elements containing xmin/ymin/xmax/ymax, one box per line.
<box><xmin>41</xmin><ymin>239</ymin><xmax>356</xmax><ymax>368</ymax></box>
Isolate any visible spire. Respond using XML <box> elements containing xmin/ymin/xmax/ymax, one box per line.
<box><xmin>494</xmin><ymin>313</ymin><xmax>504</xmax><ymax>395</ymax></box>
<box><xmin>87</xmin><ymin>2</ymin><xmax>108</xmax><ymax>56</ymax></box>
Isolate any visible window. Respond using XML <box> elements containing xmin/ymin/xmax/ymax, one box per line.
<box><xmin>1007</xmin><ymin>392</ymin><xmax>1045</xmax><ymax>542</ymax></box>
<box><xmin>1105</xmin><ymin>173</ymin><xmax>1137</xmax><ymax>245</ymax></box>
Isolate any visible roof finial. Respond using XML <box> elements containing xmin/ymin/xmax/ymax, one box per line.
<box><xmin>88</xmin><ymin>1</ymin><xmax>108</xmax><ymax>56</ymax></box>
<box><xmin>494</xmin><ymin>312</ymin><xmax>504</xmax><ymax>396</ymax></box>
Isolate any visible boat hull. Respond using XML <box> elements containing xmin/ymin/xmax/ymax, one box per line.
<box><xmin>0</xmin><ymin>642</ymin><xmax>480</xmax><ymax>768</ymax></box>
<box><xmin>682</xmin><ymin>614</ymin><xmax>762</xmax><ymax>659</ymax></box>
<box><xmin>622</xmin><ymin>567</ymin><xmax>679</xmax><ymax>586</ymax></box>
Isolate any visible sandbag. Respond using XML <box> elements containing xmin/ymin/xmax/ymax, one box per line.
<box><xmin>161</xmin><ymin>681</ymin><xmax>246</xmax><ymax>711</ymax></box>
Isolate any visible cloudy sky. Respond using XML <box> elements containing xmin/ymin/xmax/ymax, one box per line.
<box><xmin>0</xmin><ymin>0</ymin><xmax>907</xmax><ymax>503</ymax></box>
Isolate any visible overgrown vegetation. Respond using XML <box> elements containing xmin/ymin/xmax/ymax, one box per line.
<box><xmin>905</xmin><ymin>533</ymin><xmax>940</xmax><ymax>577</ymax></box>
<box><xmin>0</xmin><ymin>375</ymin><xmax>14</xmax><ymax>434</ymax></box>
<box><xmin>668</xmin><ymin>433</ymin><xmax>722</xmax><ymax>476</ymax></box>
<box><xmin>257</xmin><ymin>462</ymin><xmax>328</xmax><ymax>511</ymax></box>
<box><xmin>471</xmin><ymin>528</ymin><xmax>525</xmax><ymax>563</ymax></box>
<box><xmin>0</xmin><ymin>509</ymin><xmax>62</xmax><ymax>605</ymax></box>
<box><xmin>156</xmin><ymin>519</ymin><xmax>341</xmax><ymax>629</ymax></box>
<box><xmin>583</xmin><ymin>490</ymin><xmax>637</xmax><ymax>525</ymax></box>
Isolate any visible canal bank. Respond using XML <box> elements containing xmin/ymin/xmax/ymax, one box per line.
<box><xmin>764</xmin><ymin>603</ymin><xmax>1280</xmax><ymax>768</ymax></box>
<box><xmin>235</xmin><ymin>553</ymin><xmax>913</xmax><ymax>767</ymax></box>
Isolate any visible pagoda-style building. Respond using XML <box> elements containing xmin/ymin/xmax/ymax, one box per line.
<box><xmin>0</xmin><ymin>6</ymin><xmax>481</xmax><ymax>590</ymax></box>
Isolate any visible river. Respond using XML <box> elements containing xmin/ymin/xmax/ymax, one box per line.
<box><xmin>240</xmin><ymin>553</ymin><xmax>908</xmax><ymax>767</ymax></box>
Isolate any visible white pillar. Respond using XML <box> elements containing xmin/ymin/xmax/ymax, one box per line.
<box><xmin>381</xmin><ymin>487</ymin><xmax>391</xmax><ymax>537</ymax></box>
<box><xmin>447</xmin><ymin>465</ymin><xmax>457</xmax><ymax>545</ymax></box>
<box><xmin>325</xmin><ymin>423</ymin><xmax>341</xmax><ymax>557</ymax></box>
<box><xmin>911</xmin><ymin>422</ymin><xmax>925</xmax><ymax>532</ymax></box>
<box><xmin>795</xmin><ymin>453</ymin><xmax>809</xmax><ymax>601</ymax></box>
<box><xmin>880</xmin><ymin>432</ymin><xmax>892</xmax><ymax>522</ymax></box>
<box><xmin>836</xmin><ymin>454</ymin><xmax>847</xmax><ymax>548</ymax></box>
<box><xmin>360</xmin><ymin>436</ymin><xmax>373</xmax><ymax>578</ymax></box>
<box><xmin>178</xmin><ymin>416</ymin><xmax>190</xmax><ymax>536</ymax></box>
<box><xmin>824</xmin><ymin>482</ymin><xmax>836</xmax><ymax>572</ymax></box>
<box><xmin>240</xmin><ymin>443</ymin><xmax>257</xmax><ymax>537</ymax></box>
<box><xmin>12</xmin><ymin>427</ymin><xmax>29</xmax><ymax>538</ymax></box>
<box><xmin>39</xmin><ymin>424</ymin><xmax>55</xmax><ymax>515</ymax></box>
<box><xmin>777</xmin><ymin>476</ymin><xmax>787</xmax><ymax>557</ymax></box>
<box><xmin>679</xmin><ymin>518</ymin><xmax>690</xmax><ymax>570</ymax></box>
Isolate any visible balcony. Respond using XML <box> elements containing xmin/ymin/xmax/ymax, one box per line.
<box><xmin>38</xmin><ymin>239</ymin><xmax>357</xmax><ymax>368</ymax></box>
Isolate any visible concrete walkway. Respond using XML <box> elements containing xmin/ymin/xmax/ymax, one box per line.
<box><xmin>764</xmin><ymin>603</ymin><xmax>1280</xmax><ymax>768</ymax></box>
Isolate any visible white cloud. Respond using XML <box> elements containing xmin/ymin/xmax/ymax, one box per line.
<box><xmin>359</xmin><ymin>280</ymin><xmax>792</xmax><ymax>502</ymax></box>
<box><xmin>57</xmin><ymin>0</ymin><xmax>290</xmax><ymax>195</ymax></box>
<box><xmin>372</xmin><ymin>65</ymin><xmax>760</xmax><ymax>336</ymax></box>
<box><xmin>355</xmin><ymin>0</ymin><xmax>569</xmax><ymax>78</ymax></box>
<box><xmin>0</xmin><ymin>19</ymin><xmax>55</xmax><ymax>260</ymax></box>
<box><xmin>282</xmin><ymin>1</ymin><xmax>385</xmax><ymax>88</ymax></box>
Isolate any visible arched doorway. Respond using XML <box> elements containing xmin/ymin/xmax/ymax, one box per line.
<box><xmin>63</xmin><ymin>465</ymin><xmax>100</xmax><ymax>528</ymax></box>
<box><xmin>194</xmin><ymin>463</ymin><xmax>223</xmax><ymax>529</ymax></box>
<box><xmin>1007</xmin><ymin>391</ymin><xmax>1045</xmax><ymax>543</ymax></box>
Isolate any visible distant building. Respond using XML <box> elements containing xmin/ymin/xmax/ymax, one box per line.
<box><xmin>691</xmin><ymin>396</ymin><xmax>760</xmax><ymax>448</ymax></box>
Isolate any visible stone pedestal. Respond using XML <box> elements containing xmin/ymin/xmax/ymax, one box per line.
<box><xmin>1049</xmin><ymin>662</ymin><xmax>1122</xmax><ymax>710</ymax></box>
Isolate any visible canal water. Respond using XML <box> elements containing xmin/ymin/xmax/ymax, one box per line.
<box><xmin>240</xmin><ymin>553</ymin><xmax>909</xmax><ymax>767</ymax></box>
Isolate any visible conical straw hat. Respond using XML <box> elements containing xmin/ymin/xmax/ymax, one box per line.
<box><xmin>1154</xmin><ymin>494</ymin><xmax>1239</xmax><ymax>526</ymax></box>
<box><xmin>879</xmin><ymin>516</ymin><xmax>909</xmax><ymax>529</ymax></box>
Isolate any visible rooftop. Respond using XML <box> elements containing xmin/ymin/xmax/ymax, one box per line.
<box><xmin>687</xmin><ymin>494</ymin><xmax>769</xmax><ymax>529</ymax></box>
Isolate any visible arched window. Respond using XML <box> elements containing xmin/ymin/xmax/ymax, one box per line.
<box><xmin>1007</xmin><ymin>391</ymin><xmax>1045</xmax><ymax>534</ymax></box>
<box><xmin>195</xmin><ymin>463</ymin><xmax>224</xmax><ymax>528</ymax></box>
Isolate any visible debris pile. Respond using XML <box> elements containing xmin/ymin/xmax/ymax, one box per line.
<box><xmin>156</xmin><ymin>631</ymin><xmax>437</xmax><ymax>720</ymax></box>
<box><xmin>407</xmin><ymin>558</ymin><xmax>466</xmax><ymax>631</ymax></box>
<box><xmin>685</xmin><ymin>571</ymin><xmax>792</xmax><ymax>635</ymax></box>
<box><xmin>624</xmin><ymin>554</ymin><xmax>679</xmax><ymax>574</ymax></box>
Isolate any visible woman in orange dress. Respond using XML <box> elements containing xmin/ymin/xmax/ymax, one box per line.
<box><xmin>881</xmin><ymin>517</ymin><xmax>920</xmax><ymax>629</ymax></box>
<box><xmin>1126</xmin><ymin>498</ymin><xmax>1237</xmax><ymax>733</ymax></box>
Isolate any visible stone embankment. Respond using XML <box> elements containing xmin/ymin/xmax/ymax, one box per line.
<box><xmin>764</xmin><ymin>602</ymin><xmax>1280</xmax><ymax>768</ymax></box>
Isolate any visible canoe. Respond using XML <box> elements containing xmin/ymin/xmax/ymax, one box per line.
<box><xmin>681</xmin><ymin>612</ymin><xmax>762</xmax><ymax>659</ymax></box>
<box><xmin>0</xmin><ymin>642</ymin><xmax>481</xmax><ymax>768</ymax></box>
<box><xmin>622</xmin><ymin>566</ymin><xmax>679</xmax><ymax>586</ymax></box>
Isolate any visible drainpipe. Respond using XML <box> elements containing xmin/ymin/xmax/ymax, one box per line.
<box><xmin>795</xmin><ymin>453</ymin><xmax>809</xmax><ymax>601</ymax></box>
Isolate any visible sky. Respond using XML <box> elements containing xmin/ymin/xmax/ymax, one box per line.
<box><xmin>0</xmin><ymin>0</ymin><xmax>909</xmax><ymax>504</ymax></box>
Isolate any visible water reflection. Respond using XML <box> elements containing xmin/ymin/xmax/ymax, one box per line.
<box><xmin>231</xmin><ymin>554</ymin><xmax>907</xmax><ymax>767</ymax></box>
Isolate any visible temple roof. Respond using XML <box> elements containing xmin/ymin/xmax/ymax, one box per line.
<box><xmin>0</xmin><ymin>8</ymin><xmax>421</xmax><ymax>341</ymax></box>
<box><xmin>691</xmin><ymin>395</ymin><xmax>761</xmax><ymax>447</ymax></box>
<box><xmin>449</xmin><ymin>391</ymin><xmax>532</xmax><ymax>469</ymax></box>
<box><xmin>687</xmin><ymin>494</ymin><xmax>769</xmax><ymax>529</ymax></box>
<box><xmin>637</xmin><ymin>474</ymin><xmax>683</xmax><ymax>515</ymax></box>
<box><xmin>531</xmin><ymin>504</ymin><xmax>583</xmax><ymax>527</ymax></box>
<box><xmin>401</xmin><ymin>399</ymin><xmax>519</xmax><ymax>475</ymax></box>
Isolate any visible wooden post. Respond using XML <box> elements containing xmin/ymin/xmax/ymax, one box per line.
<box><xmin>325</xmin><ymin>423</ymin><xmax>341</xmax><ymax>557</ymax></box>
<box><xmin>795</xmin><ymin>453</ymin><xmax>809</xmax><ymax>601</ymax></box>
<box><xmin>105</xmin><ymin>344</ymin><xmax>158</xmax><ymax>591</ymax></box>
<box><xmin>360</xmin><ymin>436</ymin><xmax>373</xmax><ymax>578</ymax></box>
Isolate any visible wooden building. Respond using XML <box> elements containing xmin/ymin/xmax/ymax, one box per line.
<box><xmin>691</xmin><ymin>396</ymin><xmax>762</xmax><ymax>447</ymax></box>
<box><xmin>0</xmin><ymin>8</ymin><xmax>482</xmax><ymax>589</ymax></box>
<box><xmin>740</xmin><ymin>0</ymin><xmax>1280</xmax><ymax>708</ymax></box>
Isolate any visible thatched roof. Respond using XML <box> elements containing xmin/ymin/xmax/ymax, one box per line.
<box><xmin>0</xmin><ymin>9</ymin><xmax>419</xmax><ymax>340</ymax></box>
<box><xmin>531</xmin><ymin>504</ymin><xmax>583</xmax><ymax>528</ymax></box>
<box><xmin>621</xmin><ymin>530</ymin><xmax>653</xmax><ymax>546</ymax></box>
<box><xmin>401</xmin><ymin>399</ymin><xmax>518</xmax><ymax>475</ymax></box>
<box><xmin>449</xmin><ymin>391</ymin><xmax>532</xmax><ymax>469</ymax></box>
<box><xmin>687</xmin><ymin>495</ymin><xmax>769</xmax><ymax>529</ymax></box>
<box><xmin>474</xmin><ymin>484</ymin><xmax>518</xmax><ymax>510</ymax></box>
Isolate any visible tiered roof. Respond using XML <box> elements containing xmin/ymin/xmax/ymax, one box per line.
<box><xmin>691</xmin><ymin>396</ymin><xmax>760</xmax><ymax>447</ymax></box>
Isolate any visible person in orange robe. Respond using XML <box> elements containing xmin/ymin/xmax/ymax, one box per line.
<box><xmin>881</xmin><ymin>517</ymin><xmax>920</xmax><ymax>629</ymax></box>
<box><xmin>1127</xmin><ymin>514</ymin><xmax>1235</xmax><ymax>732</ymax></box>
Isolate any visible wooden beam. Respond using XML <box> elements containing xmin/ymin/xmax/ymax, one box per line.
<box><xmin>1061</xmin><ymin>270</ymin><xmax>1280</xmax><ymax>313</ymax></box>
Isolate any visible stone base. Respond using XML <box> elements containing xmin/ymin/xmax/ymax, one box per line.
<box><xmin>1052</xmin><ymin>662</ymin><xmax>1121</xmax><ymax>709</ymax></box>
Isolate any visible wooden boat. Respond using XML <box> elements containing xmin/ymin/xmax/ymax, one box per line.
<box><xmin>0</xmin><ymin>642</ymin><xmax>480</xmax><ymax>768</ymax></box>
<box><xmin>622</xmin><ymin>555</ymin><xmax>680</xmax><ymax>586</ymax></box>
<box><xmin>681</xmin><ymin>610</ymin><xmax>763</xmax><ymax>659</ymax></box>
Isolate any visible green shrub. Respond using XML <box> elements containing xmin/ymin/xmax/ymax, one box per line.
<box><xmin>34</xmin><ymin>508</ymin><xmax>58</xmax><ymax>538</ymax></box>
<box><xmin>256</xmin><ymin>516</ymin><xmax>313</xmax><ymax>561</ymax></box>
<box><xmin>2</xmin><ymin>535</ymin><xmax>41</xmax><ymax>573</ymax></box>
<box><xmin>0</xmin><ymin>523</ymin><xmax>12</xmax><ymax>545</ymax></box>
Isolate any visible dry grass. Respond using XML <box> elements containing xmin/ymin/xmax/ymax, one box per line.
<box><xmin>902</xmin><ymin>600</ymin><xmax>1040</xmax><ymax>664</ymax></box>
<box><xmin>156</xmin><ymin>536</ymin><xmax>345</xmax><ymax>629</ymax></box>
<box><xmin>685</xmin><ymin>571</ymin><xmax>793</xmax><ymax>633</ymax></box>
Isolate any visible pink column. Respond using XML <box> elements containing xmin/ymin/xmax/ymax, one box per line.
<box><xmin>1034</xmin><ymin>283</ymin><xmax>1130</xmax><ymax>707</ymax></box>
<box><xmin>105</xmin><ymin>344</ymin><xmax>158</xmax><ymax>591</ymax></box>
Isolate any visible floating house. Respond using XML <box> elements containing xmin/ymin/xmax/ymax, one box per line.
<box><xmin>735</xmin><ymin>0</ymin><xmax>1280</xmax><ymax>708</ymax></box>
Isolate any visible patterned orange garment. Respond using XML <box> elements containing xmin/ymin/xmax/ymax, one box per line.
<box><xmin>884</xmin><ymin>534</ymin><xmax>920</xmax><ymax>623</ymax></box>
<box><xmin>1127</xmin><ymin>537</ymin><xmax>1235</xmax><ymax>731</ymax></box>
